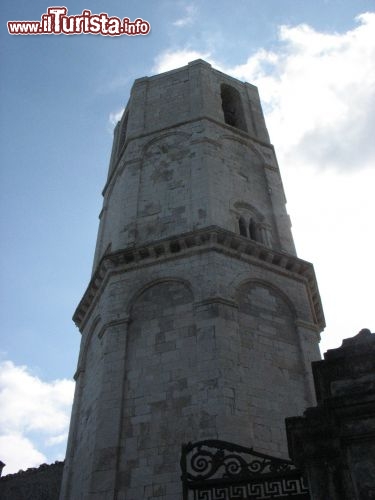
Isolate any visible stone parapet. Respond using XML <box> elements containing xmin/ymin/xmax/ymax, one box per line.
<box><xmin>286</xmin><ymin>329</ymin><xmax>375</xmax><ymax>500</ymax></box>
<box><xmin>0</xmin><ymin>461</ymin><xmax>64</xmax><ymax>500</ymax></box>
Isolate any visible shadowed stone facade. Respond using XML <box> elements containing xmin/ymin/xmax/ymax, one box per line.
<box><xmin>60</xmin><ymin>60</ymin><xmax>324</xmax><ymax>499</ymax></box>
<box><xmin>0</xmin><ymin>461</ymin><xmax>64</xmax><ymax>500</ymax></box>
<box><xmin>286</xmin><ymin>329</ymin><xmax>375</xmax><ymax>500</ymax></box>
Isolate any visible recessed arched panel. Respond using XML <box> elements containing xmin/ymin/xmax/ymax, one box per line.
<box><xmin>118</xmin><ymin>279</ymin><xmax>198</xmax><ymax>495</ymax></box>
<box><xmin>235</xmin><ymin>281</ymin><xmax>307</xmax><ymax>455</ymax></box>
<box><xmin>237</xmin><ymin>281</ymin><xmax>297</xmax><ymax>341</ymax></box>
<box><xmin>129</xmin><ymin>279</ymin><xmax>194</xmax><ymax>324</ymax></box>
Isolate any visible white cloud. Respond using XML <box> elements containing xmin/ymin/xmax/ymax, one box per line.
<box><xmin>0</xmin><ymin>435</ymin><xmax>46</xmax><ymax>474</ymax></box>
<box><xmin>153</xmin><ymin>12</ymin><xmax>375</xmax><ymax>172</ymax></box>
<box><xmin>223</xmin><ymin>13</ymin><xmax>375</xmax><ymax>350</ymax></box>
<box><xmin>282</xmin><ymin>165</ymin><xmax>375</xmax><ymax>353</ymax></box>
<box><xmin>153</xmin><ymin>49</ymin><xmax>213</xmax><ymax>74</ymax></box>
<box><xmin>45</xmin><ymin>432</ymin><xmax>69</xmax><ymax>446</ymax></box>
<box><xmin>173</xmin><ymin>4</ymin><xmax>197</xmax><ymax>27</ymax></box>
<box><xmin>0</xmin><ymin>361</ymin><xmax>74</xmax><ymax>474</ymax></box>
<box><xmin>226</xmin><ymin>12</ymin><xmax>375</xmax><ymax>172</ymax></box>
<box><xmin>109</xmin><ymin>108</ymin><xmax>125</xmax><ymax>127</ymax></box>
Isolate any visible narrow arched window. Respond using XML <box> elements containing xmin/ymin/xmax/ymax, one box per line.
<box><xmin>239</xmin><ymin>217</ymin><xmax>247</xmax><ymax>237</ymax></box>
<box><xmin>118</xmin><ymin>112</ymin><xmax>129</xmax><ymax>154</ymax></box>
<box><xmin>221</xmin><ymin>84</ymin><xmax>247</xmax><ymax>132</ymax></box>
<box><xmin>249</xmin><ymin>218</ymin><xmax>257</xmax><ymax>241</ymax></box>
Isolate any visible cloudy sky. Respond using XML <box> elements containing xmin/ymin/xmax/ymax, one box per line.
<box><xmin>1</xmin><ymin>0</ymin><xmax>374</xmax><ymax>475</ymax></box>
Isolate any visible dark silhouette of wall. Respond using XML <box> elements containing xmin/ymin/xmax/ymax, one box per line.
<box><xmin>0</xmin><ymin>461</ymin><xmax>64</xmax><ymax>500</ymax></box>
<box><xmin>286</xmin><ymin>329</ymin><xmax>375</xmax><ymax>500</ymax></box>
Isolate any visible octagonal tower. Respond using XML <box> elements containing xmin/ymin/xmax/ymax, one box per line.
<box><xmin>60</xmin><ymin>60</ymin><xmax>324</xmax><ymax>500</ymax></box>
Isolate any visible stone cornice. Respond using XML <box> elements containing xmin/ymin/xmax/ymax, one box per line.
<box><xmin>73</xmin><ymin>226</ymin><xmax>325</xmax><ymax>330</ymax></box>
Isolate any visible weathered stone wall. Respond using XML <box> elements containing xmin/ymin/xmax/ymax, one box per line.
<box><xmin>117</xmin><ymin>280</ymin><xmax>196</xmax><ymax>498</ymax></box>
<box><xmin>236</xmin><ymin>282</ymin><xmax>310</xmax><ymax>454</ymax></box>
<box><xmin>0</xmin><ymin>462</ymin><xmax>63</xmax><ymax>500</ymax></box>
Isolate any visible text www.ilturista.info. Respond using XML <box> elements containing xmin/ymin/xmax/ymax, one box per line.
<box><xmin>7</xmin><ymin>7</ymin><xmax>151</xmax><ymax>36</ymax></box>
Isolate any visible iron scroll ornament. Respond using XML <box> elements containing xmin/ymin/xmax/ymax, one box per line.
<box><xmin>181</xmin><ymin>440</ymin><xmax>310</xmax><ymax>500</ymax></box>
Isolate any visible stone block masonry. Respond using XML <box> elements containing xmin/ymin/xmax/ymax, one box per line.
<box><xmin>60</xmin><ymin>60</ymin><xmax>324</xmax><ymax>499</ymax></box>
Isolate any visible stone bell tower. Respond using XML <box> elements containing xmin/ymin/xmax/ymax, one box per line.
<box><xmin>60</xmin><ymin>60</ymin><xmax>324</xmax><ymax>500</ymax></box>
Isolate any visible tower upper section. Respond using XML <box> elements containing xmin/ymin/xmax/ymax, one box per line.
<box><xmin>93</xmin><ymin>60</ymin><xmax>296</xmax><ymax>271</ymax></box>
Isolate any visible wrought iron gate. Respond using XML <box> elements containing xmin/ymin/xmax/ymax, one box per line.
<box><xmin>181</xmin><ymin>440</ymin><xmax>310</xmax><ymax>500</ymax></box>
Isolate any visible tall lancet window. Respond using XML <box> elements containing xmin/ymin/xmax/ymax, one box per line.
<box><xmin>221</xmin><ymin>84</ymin><xmax>247</xmax><ymax>132</ymax></box>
